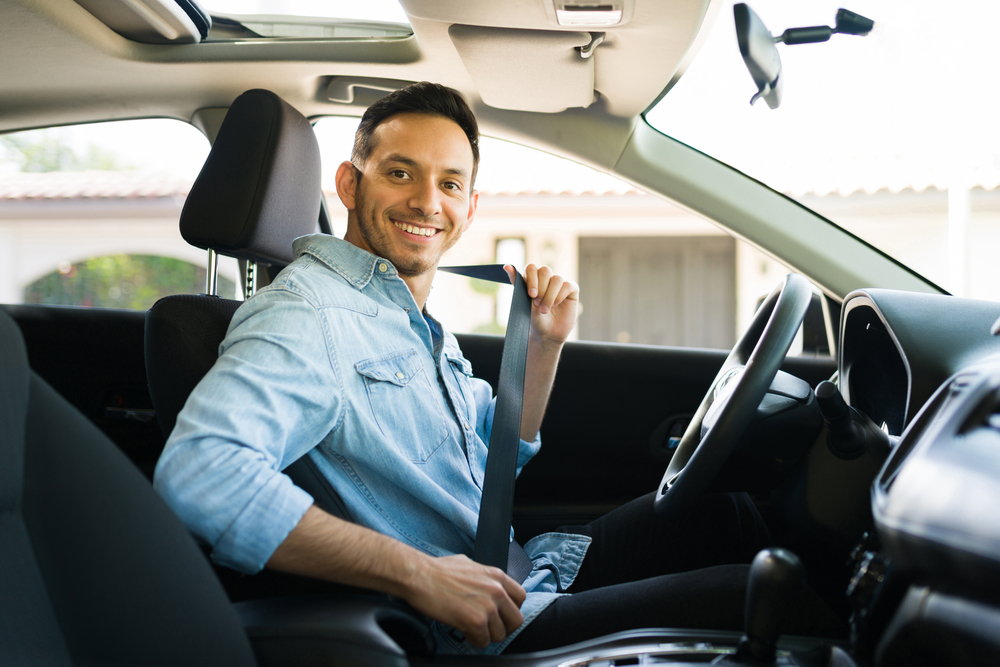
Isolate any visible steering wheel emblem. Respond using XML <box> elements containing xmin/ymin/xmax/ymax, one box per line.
<box><xmin>713</xmin><ymin>367</ymin><xmax>745</xmax><ymax>402</ymax></box>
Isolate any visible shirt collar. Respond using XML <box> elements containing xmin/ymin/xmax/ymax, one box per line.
<box><xmin>292</xmin><ymin>233</ymin><xmax>395</xmax><ymax>289</ymax></box>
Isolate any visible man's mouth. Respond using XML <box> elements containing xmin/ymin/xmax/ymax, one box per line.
<box><xmin>392</xmin><ymin>220</ymin><xmax>439</xmax><ymax>237</ymax></box>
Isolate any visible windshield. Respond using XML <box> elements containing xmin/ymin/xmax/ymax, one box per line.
<box><xmin>646</xmin><ymin>0</ymin><xmax>1000</xmax><ymax>301</ymax></box>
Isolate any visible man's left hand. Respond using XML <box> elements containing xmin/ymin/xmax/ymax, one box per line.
<box><xmin>504</xmin><ymin>264</ymin><xmax>579</xmax><ymax>346</ymax></box>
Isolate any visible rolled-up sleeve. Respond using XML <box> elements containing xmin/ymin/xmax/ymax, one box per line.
<box><xmin>153</xmin><ymin>288</ymin><xmax>342</xmax><ymax>573</ymax></box>
<box><xmin>471</xmin><ymin>377</ymin><xmax>542</xmax><ymax>478</ymax></box>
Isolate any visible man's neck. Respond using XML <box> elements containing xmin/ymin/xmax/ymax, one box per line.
<box><xmin>341</xmin><ymin>227</ymin><xmax>435</xmax><ymax>310</ymax></box>
<box><xmin>399</xmin><ymin>271</ymin><xmax>434</xmax><ymax>312</ymax></box>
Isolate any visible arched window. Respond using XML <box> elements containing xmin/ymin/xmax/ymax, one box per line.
<box><xmin>24</xmin><ymin>254</ymin><xmax>236</xmax><ymax>310</ymax></box>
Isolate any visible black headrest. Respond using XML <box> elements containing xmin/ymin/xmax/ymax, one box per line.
<box><xmin>180</xmin><ymin>89</ymin><xmax>322</xmax><ymax>266</ymax></box>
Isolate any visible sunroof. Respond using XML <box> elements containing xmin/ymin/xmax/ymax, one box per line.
<box><xmin>200</xmin><ymin>0</ymin><xmax>411</xmax><ymax>39</ymax></box>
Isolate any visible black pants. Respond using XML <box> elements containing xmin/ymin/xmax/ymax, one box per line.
<box><xmin>504</xmin><ymin>492</ymin><xmax>844</xmax><ymax>653</ymax></box>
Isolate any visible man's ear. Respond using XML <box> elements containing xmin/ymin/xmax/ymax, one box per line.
<box><xmin>463</xmin><ymin>189</ymin><xmax>480</xmax><ymax>233</ymax></box>
<box><xmin>334</xmin><ymin>161</ymin><xmax>359</xmax><ymax>210</ymax></box>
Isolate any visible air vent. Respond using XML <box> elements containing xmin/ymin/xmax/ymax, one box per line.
<box><xmin>877</xmin><ymin>373</ymin><xmax>975</xmax><ymax>492</ymax></box>
<box><xmin>961</xmin><ymin>385</ymin><xmax>1000</xmax><ymax>435</ymax></box>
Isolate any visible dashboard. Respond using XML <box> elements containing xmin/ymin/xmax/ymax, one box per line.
<box><xmin>835</xmin><ymin>289</ymin><xmax>1000</xmax><ymax>664</ymax></box>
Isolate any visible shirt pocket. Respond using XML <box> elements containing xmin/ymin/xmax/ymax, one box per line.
<box><xmin>355</xmin><ymin>349</ymin><xmax>449</xmax><ymax>463</ymax></box>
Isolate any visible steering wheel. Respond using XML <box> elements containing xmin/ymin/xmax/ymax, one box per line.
<box><xmin>654</xmin><ymin>273</ymin><xmax>813</xmax><ymax>520</ymax></box>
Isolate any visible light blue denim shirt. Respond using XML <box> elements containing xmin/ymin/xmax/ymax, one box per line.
<box><xmin>154</xmin><ymin>234</ymin><xmax>591</xmax><ymax>655</ymax></box>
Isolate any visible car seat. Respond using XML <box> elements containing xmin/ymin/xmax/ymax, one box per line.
<box><xmin>0</xmin><ymin>308</ymin><xmax>257</xmax><ymax>666</ymax></box>
<box><xmin>144</xmin><ymin>88</ymin><xmax>354</xmax><ymax>523</ymax></box>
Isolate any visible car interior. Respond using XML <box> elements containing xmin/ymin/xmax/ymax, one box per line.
<box><xmin>4</xmin><ymin>0</ymin><xmax>1000</xmax><ymax>666</ymax></box>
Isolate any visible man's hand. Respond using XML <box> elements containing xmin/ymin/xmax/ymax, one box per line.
<box><xmin>504</xmin><ymin>264</ymin><xmax>580</xmax><ymax>346</ymax></box>
<box><xmin>404</xmin><ymin>554</ymin><xmax>526</xmax><ymax>648</ymax></box>
<box><xmin>503</xmin><ymin>264</ymin><xmax>579</xmax><ymax>441</ymax></box>
<box><xmin>268</xmin><ymin>507</ymin><xmax>525</xmax><ymax>648</ymax></box>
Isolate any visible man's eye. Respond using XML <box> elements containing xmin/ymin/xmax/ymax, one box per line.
<box><xmin>390</xmin><ymin>170</ymin><xmax>410</xmax><ymax>179</ymax></box>
<box><xmin>443</xmin><ymin>181</ymin><xmax>461</xmax><ymax>191</ymax></box>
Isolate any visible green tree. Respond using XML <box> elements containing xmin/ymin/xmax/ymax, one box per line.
<box><xmin>0</xmin><ymin>129</ymin><xmax>130</xmax><ymax>172</ymax></box>
<box><xmin>24</xmin><ymin>255</ymin><xmax>237</xmax><ymax>310</ymax></box>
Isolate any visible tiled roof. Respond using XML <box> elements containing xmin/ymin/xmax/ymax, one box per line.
<box><xmin>758</xmin><ymin>154</ymin><xmax>1000</xmax><ymax>198</ymax></box>
<box><xmin>0</xmin><ymin>171</ymin><xmax>192</xmax><ymax>201</ymax></box>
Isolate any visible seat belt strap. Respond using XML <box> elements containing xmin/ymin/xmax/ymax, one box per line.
<box><xmin>438</xmin><ymin>265</ymin><xmax>533</xmax><ymax>583</ymax></box>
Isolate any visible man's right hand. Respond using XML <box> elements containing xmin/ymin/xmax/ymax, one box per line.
<box><xmin>267</xmin><ymin>506</ymin><xmax>526</xmax><ymax>649</ymax></box>
<box><xmin>404</xmin><ymin>553</ymin><xmax>526</xmax><ymax>648</ymax></box>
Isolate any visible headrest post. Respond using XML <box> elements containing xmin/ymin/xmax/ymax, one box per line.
<box><xmin>245</xmin><ymin>261</ymin><xmax>258</xmax><ymax>298</ymax></box>
<box><xmin>206</xmin><ymin>248</ymin><xmax>219</xmax><ymax>296</ymax></box>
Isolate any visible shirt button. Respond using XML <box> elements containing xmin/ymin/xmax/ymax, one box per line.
<box><xmin>379</xmin><ymin>263</ymin><xmax>388</xmax><ymax>273</ymax></box>
<box><xmin>395</xmin><ymin>372</ymin><xmax>405</xmax><ymax>379</ymax></box>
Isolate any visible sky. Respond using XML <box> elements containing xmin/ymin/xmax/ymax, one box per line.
<box><xmin>646</xmin><ymin>0</ymin><xmax>1000</xmax><ymax>195</ymax></box>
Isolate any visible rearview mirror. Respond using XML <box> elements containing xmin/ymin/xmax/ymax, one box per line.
<box><xmin>734</xmin><ymin>3</ymin><xmax>782</xmax><ymax>109</ymax></box>
<box><xmin>734</xmin><ymin>4</ymin><xmax>874</xmax><ymax>110</ymax></box>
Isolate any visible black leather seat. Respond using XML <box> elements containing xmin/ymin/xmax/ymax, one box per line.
<box><xmin>0</xmin><ymin>309</ymin><xmax>257</xmax><ymax>667</ymax></box>
<box><xmin>145</xmin><ymin>88</ymin><xmax>353</xmax><ymax>522</ymax></box>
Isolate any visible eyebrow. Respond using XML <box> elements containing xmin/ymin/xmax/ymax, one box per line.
<box><xmin>382</xmin><ymin>153</ymin><xmax>470</xmax><ymax>179</ymax></box>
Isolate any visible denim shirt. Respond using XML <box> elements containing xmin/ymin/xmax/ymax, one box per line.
<box><xmin>154</xmin><ymin>234</ymin><xmax>591</xmax><ymax>655</ymax></box>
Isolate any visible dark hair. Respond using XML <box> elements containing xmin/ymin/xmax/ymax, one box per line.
<box><xmin>351</xmin><ymin>81</ymin><xmax>480</xmax><ymax>186</ymax></box>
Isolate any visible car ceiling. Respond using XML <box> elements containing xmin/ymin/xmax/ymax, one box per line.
<box><xmin>1</xmin><ymin>0</ymin><xmax>716</xmax><ymax>166</ymax></box>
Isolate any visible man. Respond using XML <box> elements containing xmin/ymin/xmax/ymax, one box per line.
<box><xmin>155</xmin><ymin>83</ymin><xmax>825</xmax><ymax>656</ymax></box>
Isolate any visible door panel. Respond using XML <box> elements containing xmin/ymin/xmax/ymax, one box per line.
<box><xmin>455</xmin><ymin>333</ymin><xmax>836</xmax><ymax>539</ymax></box>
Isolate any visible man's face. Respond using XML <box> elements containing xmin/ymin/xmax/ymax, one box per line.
<box><xmin>344</xmin><ymin>112</ymin><xmax>478</xmax><ymax>278</ymax></box>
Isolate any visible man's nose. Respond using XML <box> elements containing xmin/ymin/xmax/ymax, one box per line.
<box><xmin>407</xmin><ymin>179</ymin><xmax>441</xmax><ymax>217</ymax></box>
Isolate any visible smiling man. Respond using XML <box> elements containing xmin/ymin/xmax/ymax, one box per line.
<box><xmin>155</xmin><ymin>83</ymin><xmax>822</xmax><ymax>657</ymax></box>
<box><xmin>155</xmin><ymin>83</ymin><xmax>584</xmax><ymax>654</ymax></box>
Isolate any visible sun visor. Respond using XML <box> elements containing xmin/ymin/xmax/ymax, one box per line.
<box><xmin>74</xmin><ymin>0</ymin><xmax>211</xmax><ymax>44</ymax></box>
<box><xmin>448</xmin><ymin>25</ymin><xmax>595</xmax><ymax>113</ymax></box>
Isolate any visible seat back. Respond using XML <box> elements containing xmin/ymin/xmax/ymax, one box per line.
<box><xmin>0</xmin><ymin>309</ymin><xmax>257</xmax><ymax>667</ymax></box>
<box><xmin>145</xmin><ymin>89</ymin><xmax>352</xmax><ymax>520</ymax></box>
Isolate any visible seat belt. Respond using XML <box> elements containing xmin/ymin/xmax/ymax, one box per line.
<box><xmin>438</xmin><ymin>265</ymin><xmax>534</xmax><ymax>584</ymax></box>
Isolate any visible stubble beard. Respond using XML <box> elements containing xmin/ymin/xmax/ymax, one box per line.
<box><xmin>353</xmin><ymin>185</ymin><xmax>460</xmax><ymax>278</ymax></box>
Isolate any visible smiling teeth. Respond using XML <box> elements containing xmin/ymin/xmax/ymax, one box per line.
<box><xmin>394</xmin><ymin>221</ymin><xmax>436</xmax><ymax>237</ymax></box>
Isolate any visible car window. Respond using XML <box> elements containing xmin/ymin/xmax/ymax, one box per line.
<box><xmin>314</xmin><ymin>116</ymin><xmax>824</xmax><ymax>355</ymax></box>
<box><xmin>646</xmin><ymin>0</ymin><xmax>1000</xmax><ymax>302</ymax></box>
<box><xmin>0</xmin><ymin>119</ymin><xmax>241</xmax><ymax>309</ymax></box>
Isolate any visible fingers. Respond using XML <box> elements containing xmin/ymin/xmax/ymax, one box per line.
<box><xmin>503</xmin><ymin>264</ymin><xmax>516</xmax><ymax>286</ymax></box>
<box><xmin>475</xmin><ymin>567</ymin><xmax>525</xmax><ymax>645</ymax></box>
<box><xmin>523</xmin><ymin>264</ymin><xmax>579</xmax><ymax>314</ymax></box>
<box><xmin>405</xmin><ymin>555</ymin><xmax>525</xmax><ymax>648</ymax></box>
<box><xmin>502</xmin><ymin>571</ymin><xmax>528</xmax><ymax>608</ymax></box>
<box><xmin>498</xmin><ymin>574</ymin><xmax>527</xmax><ymax>633</ymax></box>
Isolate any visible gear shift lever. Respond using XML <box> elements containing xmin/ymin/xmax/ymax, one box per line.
<box><xmin>735</xmin><ymin>548</ymin><xmax>805</xmax><ymax>664</ymax></box>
